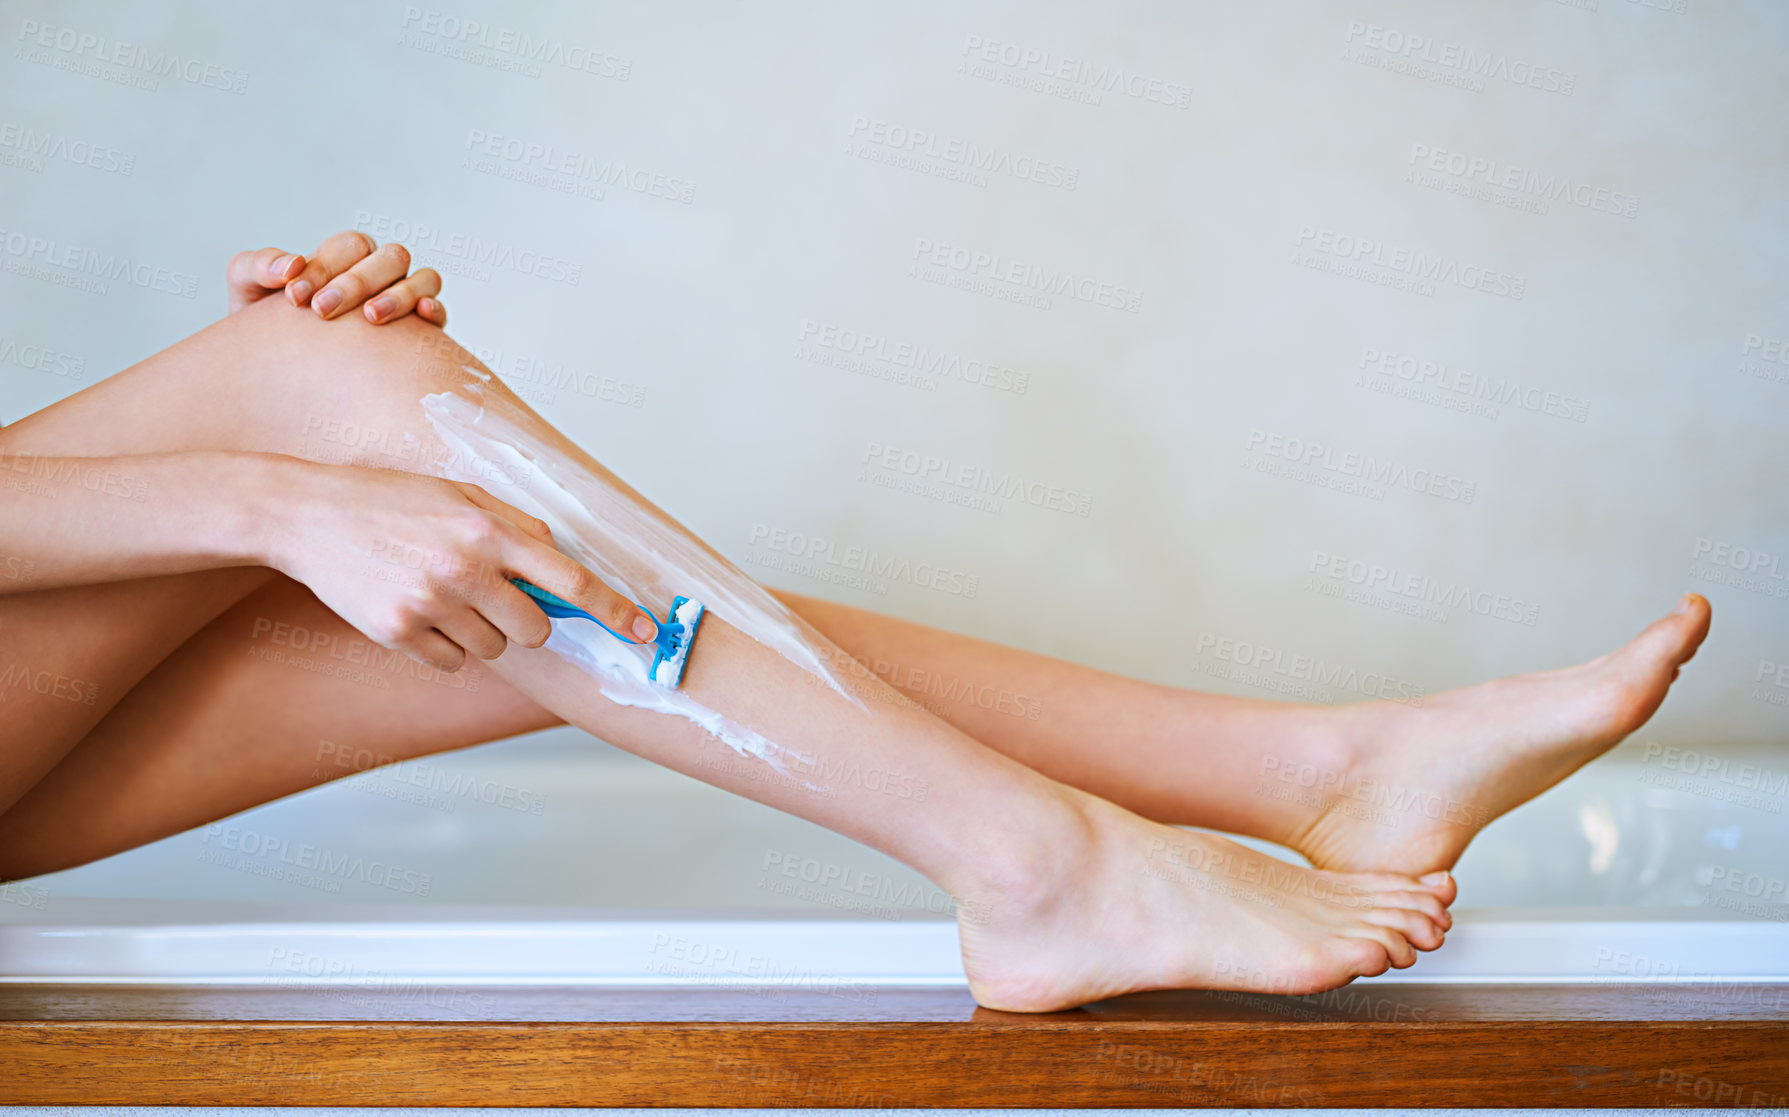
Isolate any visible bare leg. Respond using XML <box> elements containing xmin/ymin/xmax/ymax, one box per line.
<box><xmin>0</xmin><ymin>299</ymin><xmax>1453</xmax><ymax>1011</ymax></box>
<box><xmin>0</xmin><ymin>573</ymin><xmax>561</xmax><ymax>873</ymax></box>
<box><xmin>777</xmin><ymin>590</ymin><xmax>1712</xmax><ymax>876</ymax></box>
<box><xmin>0</xmin><ymin>312</ymin><xmax>1707</xmax><ymax>887</ymax></box>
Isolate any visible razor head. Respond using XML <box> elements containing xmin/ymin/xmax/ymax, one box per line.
<box><xmin>650</xmin><ymin>596</ymin><xmax>705</xmax><ymax>689</ymax></box>
<box><xmin>510</xmin><ymin>578</ymin><xmax>704</xmax><ymax>689</ymax></box>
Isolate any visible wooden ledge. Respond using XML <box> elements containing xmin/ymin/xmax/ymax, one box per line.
<box><xmin>3</xmin><ymin>982</ymin><xmax>1787</xmax><ymax>1106</ymax></box>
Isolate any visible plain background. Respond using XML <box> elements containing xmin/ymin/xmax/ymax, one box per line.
<box><xmin>2</xmin><ymin>0</ymin><xmax>1785</xmax><ymax>909</ymax></box>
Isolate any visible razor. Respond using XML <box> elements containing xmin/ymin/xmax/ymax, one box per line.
<box><xmin>509</xmin><ymin>578</ymin><xmax>705</xmax><ymax>689</ymax></box>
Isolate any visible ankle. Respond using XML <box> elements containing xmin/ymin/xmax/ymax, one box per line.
<box><xmin>1251</xmin><ymin>707</ymin><xmax>1373</xmax><ymax>845</ymax></box>
<box><xmin>948</xmin><ymin>782</ymin><xmax>1108</xmax><ymax>925</ymax></box>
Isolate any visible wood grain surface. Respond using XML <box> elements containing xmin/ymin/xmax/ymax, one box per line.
<box><xmin>2</xmin><ymin>983</ymin><xmax>1785</xmax><ymax>1106</ymax></box>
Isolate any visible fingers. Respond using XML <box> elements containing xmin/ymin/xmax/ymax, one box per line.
<box><xmin>402</xmin><ymin>627</ymin><xmax>468</xmax><ymax>674</ymax></box>
<box><xmin>285</xmin><ymin>229</ymin><xmax>376</xmax><ymax>311</ymax></box>
<box><xmin>225</xmin><ymin>247</ymin><xmax>304</xmax><ymax>312</ymax></box>
<box><xmin>450</xmin><ymin>482</ymin><xmax>553</xmax><ymax>542</ymax></box>
<box><xmin>311</xmin><ymin>241</ymin><xmax>412</xmax><ymax>321</ymax></box>
<box><xmin>256</xmin><ymin>229</ymin><xmax>447</xmax><ymax>325</ymax></box>
<box><xmin>438</xmin><ymin>608</ymin><xmax>511</xmax><ymax>662</ymax></box>
<box><xmin>416</xmin><ymin>294</ymin><xmax>447</xmax><ymax>327</ymax></box>
<box><xmin>372</xmin><ymin>561</ymin><xmax>543</xmax><ymax>668</ymax></box>
<box><xmin>364</xmin><ymin>268</ymin><xmax>444</xmax><ymax>325</ymax></box>
<box><xmin>435</xmin><ymin>483</ymin><xmax>560</xmax><ymax>652</ymax></box>
<box><xmin>473</xmin><ymin>581</ymin><xmax>556</xmax><ymax>651</ymax></box>
<box><xmin>507</xmin><ymin>538</ymin><xmax>659</xmax><ymax>645</ymax></box>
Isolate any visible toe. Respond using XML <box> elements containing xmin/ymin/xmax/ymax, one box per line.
<box><xmin>1339</xmin><ymin>870</ymin><xmax>1424</xmax><ymax>897</ymax></box>
<box><xmin>1417</xmin><ymin>870</ymin><xmax>1458</xmax><ymax>907</ymax></box>
<box><xmin>1596</xmin><ymin>596</ymin><xmax>1714</xmax><ymax>738</ymax></box>
<box><xmin>1363</xmin><ymin>906</ymin><xmax>1445</xmax><ymax>951</ymax></box>
<box><xmin>1353</xmin><ymin>923</ymin><xmax>1416</xmax><ymax>970</ymax></box>
<box><xmin>1672</xmin><ymin>593</ymin><xmax>1712</xmax><ymax>659</ymax></box>
<box><xmin>1343</xmin><ymin>869</ymin><xmax>1456</xmax><ymax>912</ymax></box>
<box><xmin>1385</xmin><ymin>888</ymin><xmax>1452</xmax><ymax>930</ymax></box>
<box><xmin>1331</xmin><ymin>934</ymin><xmax>1393</xmax><ymax>980</ymax></box>
<box><xmin>1633</xmin><ymin>594</ymin><xmax>1712</xmax><ymax>667</ymax></box>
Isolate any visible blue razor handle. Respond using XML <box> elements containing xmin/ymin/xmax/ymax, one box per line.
<box><xmin>509</xmin><ymin>578</ymin><xmax>703</xmax><ymax>688</ymax></box>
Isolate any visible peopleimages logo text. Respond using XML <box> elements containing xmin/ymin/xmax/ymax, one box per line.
<box><xmin>862</xmin><ymin>441</ymin><xmax>1093</xmax><ymax>517</ymax></box>
<box><xmin>1342</xmin><ymin>21</ymin><xmax>1575</xmax><ymax>95</ymax></box>
<box><xmin>0</xmin><ymin>229</ymin><xmax>198</xmax><ymax>297</ymax></box>
<box><xmin>1309</xmin><ymin>550</ymin><xmax>1539</xmax><ymax>626</ymax></box>
<box><xmin>399</xmin><ymin>7</ymin><xmax>630</xmax><ymax>78</ymax></box>
<box><xmin>15</xmin><ymin>18</ymin><xmax>250</xmax><ymax>92</ymax></box>
<box><xmin>352</xmin><ymin>212</ymin><xmax>582</xmax><ymax>286</ymax></box>
<box><xmin>1294</xmin><ymin>226</ymin><xmax>1524</xmax><ymax>299</ymax></box>
<box><xmin>848</xmin><ymin>116</ymin><xmax>1079</xmax><ymax>189</ymax></box>
<box><xmin>1247</xmin><ymin>429</ymin><xmax>1476</xmax><ymax>503</ymax></box>
<box><xmin>912</xmin><ymin>238</ymin><xmax>1142</xmax><ymax>312</ymax></box>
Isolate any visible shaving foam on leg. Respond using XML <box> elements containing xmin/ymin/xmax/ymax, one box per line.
<box><xmin>541</xmin><ymin>603</ymin><xmax>807</xmax><ymax>776</ymax></box>
<box><xmin>421</xmin><ymin>377</ymin><xmax>861</xmax><ymax>774</ymax></box>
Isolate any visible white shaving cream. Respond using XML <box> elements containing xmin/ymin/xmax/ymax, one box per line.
<box><xmin>421</xmin><ymin>377</ymin><xmax>861</xmax><ymax>776</ymax></box>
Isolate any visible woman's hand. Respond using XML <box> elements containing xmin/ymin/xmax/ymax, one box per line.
<box><xmin>227</xmin><ymin>230</ymin><xmax>447</xmax><ymax>326</ymax></box>
<box><xmin>259</xmin><ymin>456</ymin><xmax>657</xmax><ymax>672</ymax></box>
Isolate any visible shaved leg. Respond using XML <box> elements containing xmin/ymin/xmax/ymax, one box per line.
<box><xmin>777</xmin><ymin>589</ymin><xmax>1711</xmax><ymax>876</ymax></box>
<box><xmin>776</xmin><ymin>589</ymin><xmax>1338</xmax><ymax>841</ymax></box>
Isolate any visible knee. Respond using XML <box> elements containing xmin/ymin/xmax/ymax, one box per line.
<box><xmin>243</xmin><ymin>299</ymin><xmax>496</xmax><ymax>463</ymax></box>
<box><xmin>357</xmin><ymin>309</ymin><xmax>486</xmax><ymax>391</ymax></box>
<box><xmin>246</xmin><ymin>296</ymin><xmax>488</xmax><ymax>398</ymax></box>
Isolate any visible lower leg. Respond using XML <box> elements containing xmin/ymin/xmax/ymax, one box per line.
<box><xmin>776</xmin><ymin>588</ymin><xmax>1712</xmax><ymax>876</ymax></box>
<box><xmin>776</xmin><ymin>590</ymin><xmax>1334</xmax><ymax>841</ymax></box>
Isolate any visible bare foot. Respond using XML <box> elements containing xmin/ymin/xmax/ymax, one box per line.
<box><xmin>957</xmin><ymin>794</ymin><xmax>1455</xmax><ymax>1013</ymax></box>
<box><xmin>1282</xmin><ymin>594</ymin><xmax>1712</xmax><ymax>877</ymax></box>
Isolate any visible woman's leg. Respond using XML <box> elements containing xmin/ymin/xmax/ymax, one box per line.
<box><xmin>777</xmin><ymin>590</ymin><xmax>1711</xmax><ymax>877</ymax></box>
<box><xmin>0</xmin><ymin>303</ymin><xmax>1342</xmax><ymax>870</ymax></box>
<box><xmin>0</xmin><ymin>544</ymin><xmax>276</xmax><ymax>819</ymax></box>
<box><xmin>3</xmin><ymin>565</ymin><xmax>1710</xmax><ymax>886</ymax></box>
<box><xmin>0</xmin><ymin>298</ymin><xmax>1450</xmax><ymax>1010</ymax></box>
<box><xmin>0</xmin><ymin>572</ymin><xmax>562</xmax><ymax>875</ymax></box>
<box><xmin>0</xmin><ymin>293</ymin><xmax>1707</xmax><ymax>886</ymax></box>
<box><xmin>0</xmin><ymin>377</ymin><xmax>546</xmax><ymax>822</ymax></box>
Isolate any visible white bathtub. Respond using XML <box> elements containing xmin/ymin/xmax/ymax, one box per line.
<box><xmin>1</xmin><ymin>903</ymin><xmax>1787</xmax><ymax>991</ymax></box>
<box><xmin>3</xmin><ymin>729</ymin><xmax>1785</xmax><ymax>988</ymax></box>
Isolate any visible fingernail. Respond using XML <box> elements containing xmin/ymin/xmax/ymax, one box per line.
<box><xmin>1422</xmin><ymin>870</ymin><xmax>1451</xmax><ymax>887</ymax></box>
<box><xmin>287</xmin><ymin>279</ymin><xmax>313</xmax><ymax>306</ymax></box>
<box><xmin>271</xmin><ymin>254</ymin><xmax>298</xmax><ymax>279</ymax></box>
<box><xmin>1672</xmin><ymin>595</ymin><xmax>1691</xmax><ymax>615</ymax></box>
<box><xmin>631</xmin><ymin>614</ymin><xmax>658</xmax><ymax>642</ymax></box>
<box><xmin>368</xmin><ymin>295</ymin><xmax>395</xmax><ymax>321</ymax></box>
<box><xmin>313</xmin><ymin>288</ymin><xmax>342</xmax><ymax>318</ymax></box>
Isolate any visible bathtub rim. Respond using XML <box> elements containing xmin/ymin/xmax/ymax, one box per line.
<box><xmin>1</xmin><ymin>900</ymin><xmax>1785</xmax><ymax>986</ymax></box>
